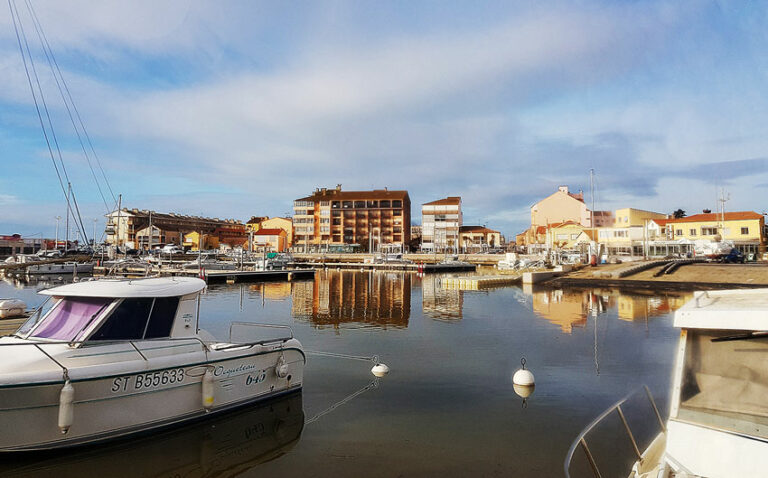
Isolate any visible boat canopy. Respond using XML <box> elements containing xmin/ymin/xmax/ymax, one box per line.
<box><xmin>40</xmin><ymin>277</ymin><xmax>206</xmax><ymax>298</ymax></box>
<box><xmin>675</xmin><ymin>289</ymin><xmax>768</xmax><ymax>331</ymax></box>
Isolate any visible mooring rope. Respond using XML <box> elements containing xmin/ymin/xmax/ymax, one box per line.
<box><xmin>304</xmin><ymin>350</ymin><xmax>379</xmax><ymax>364</ymax></box>
<box><xmin>304</xmin><ymin>379</ymin><xmax>380</xmax><ymax>425</ymax></box>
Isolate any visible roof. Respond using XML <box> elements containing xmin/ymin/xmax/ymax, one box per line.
<box><xmin>460</xmin><ymin>225</ymin><xmax>499</xmax><ymax>234</ymax></box>
<box><xmin>650</xmin><ymin>218</ymin><xmax>673</xmax><ymax>226</ymax></box>
<box><xmin>675</xmin><ymin>289</ymin><xmax>768</xmax><ymax>330</ymax></box>
<box><xmin>253</xmin><ymin>228</ymin><xmax>285</xmax><ymax>236</ymax></box>
<box><xmin>423</xmin><ymin>197</ymin><xmax>461</xmax><ymax>206</ymax></box>
<box><xmin>548</xmin><ymin>220</ymin><xmax>582</xmax><ymax>229</ymax></box>
<box><xmin>296</xmin><ymin>189</ymin><xmax>409</xmax><ymax>202</ymax></box>
<box><xmin>40</xmin><ymin>277</ymin><xmax>206</xmax><ymax>298</ymax></box>
<box><xmin>668</xmin><ymin>212</ymin><xmax>763</xmax><ymax>223</ymax></box>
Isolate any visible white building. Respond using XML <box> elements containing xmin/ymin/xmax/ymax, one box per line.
<box><xmin>421</xmin><ymin>197</ymin><xmax>462</xmax><ymax>253</ymax></box>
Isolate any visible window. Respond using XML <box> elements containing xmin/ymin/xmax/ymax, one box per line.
<box><xmin>701</xmin><ymin>227</ymin><xmax>718</xmax><ymax>235</ymax></box>
<box><xmin>571</xmin><ymin>234</ymin><xmax>578</xmax><ymax>240</ymax></box>
<box><xmin>392</xmin><ymin>200</ymin><xmax>402</xmax><ymax>208</ymax></box>
<box><xmin>676</xmin><ymin>229</ymin><xmax>683</xmax><ymax>236</ymax></box>
<box><xmin>144</xmin><ymin>297</ymin><xmax>179</xmax><ymax>338</ymax></box>
<box><xmin>29</xmin><ymin>297</ymin><xmax>112</xmax><ymax>341</ymax></box>
<box><xmin>742</xmin><ymin>227</ymin><xmax>750</xmax><ymax>235</ymax></box>
<box><xmin>90</xmin><ymin>298</ymin><xmax>153</xmax><ymax>341</ymax></box>
<box><xmin>689</xmin><ymin>229</ymin><xmax>697</xmax><ymax>236</ymax></box>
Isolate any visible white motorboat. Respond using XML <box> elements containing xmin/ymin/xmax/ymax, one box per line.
<box><xmin>26</xmin><ymin>262</ymin><xmax>94</xmax><ymax>276</ymax></box>
<box><xmin>0</xmin><ymin>276</ymin><xmax>304</xmax><ymax>451</ymax></box>
<box><xmin>566</xmin><ymin>289</ymin><xmax>768</xmax><ymax>478</ymax></box>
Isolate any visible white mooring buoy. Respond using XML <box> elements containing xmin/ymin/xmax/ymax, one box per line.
<box><xmin>58</xmin><ymin>380</ymin><xmax>75</xmax><ymax>434</ymax></box>
<box><xmin>202</xmin><ymin>368</ymin><xmax>215</xmax><ymax>411</ymax></box>
<box><xmin>275</xmin><ymin>355</ymin><xmax>289</xmax><ymax>378</ymax></box>
<box><xmin>512</xmin><ymin>357</ymin><xmax>535</xmax><ymax>386</ymax></box>
<box><xmin>371</xmin><ymin>363</ymin><xmax>390</xmax><ymax>377</ymax></box>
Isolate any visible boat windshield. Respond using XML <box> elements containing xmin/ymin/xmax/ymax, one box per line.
<box><xmin>27</xmin><ymin>297</ymin><xmax>112</xmax><ymax>341</ymax></box>
<box><xmin>676</xmin><ymin>329</ymin><xmax>768</xmax><ymax>440</ymax></box>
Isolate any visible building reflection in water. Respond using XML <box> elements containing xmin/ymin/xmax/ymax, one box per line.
<box><xmin>249</xmin><ymin>282</ymin><xmax>293</xmax><ymax>301</ymax></box>
<box><xmin>421</xmin><ymin>274</ymin><xmax>463</xmax><ymax>321</ymax></box>
<box><xmin>521</xmin><ymin>284</ymin><xmax>693</xmax><ymax>334</ymax></box>
<box><xmin>291</xmin><ymin>270</ymin><xmax>410</xmax><ymax>329</ymax></box>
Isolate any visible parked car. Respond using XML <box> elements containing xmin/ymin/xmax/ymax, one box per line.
<box><xmin>721</xmin><ymin>248</ymin><xmax>746</xmax><ymax>264</ymax></box>
<box><xmin>161</xmin><ymin>245</ymin><xmax>185</xmax><ymax>255</ymax></box>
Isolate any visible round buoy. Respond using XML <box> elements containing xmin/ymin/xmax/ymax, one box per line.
<box><xmin>512</xmin><ymin>358</ymin><xmax>535</xmax><ymax>386</ymax></box>
<box><xmin>371</xmin><ymin>363</ymin><xmax>390</xmax><ymax>377</ymax></box>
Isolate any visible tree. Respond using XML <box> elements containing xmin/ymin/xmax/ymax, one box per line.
<box><xmin>672</xmin><ymin>209</ymin><xmax>687</xmax><ymax>219</ymax></box>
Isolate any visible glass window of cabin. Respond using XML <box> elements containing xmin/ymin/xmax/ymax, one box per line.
<box><xmin>144</xmin><ymin>297</ymin><xmax>180</xmax><ymax>338</ymax></box>
<box><xmin>28</xmin><ymin>297</ymin><xmax>112</xmax><ymax>341</ymax></box>
<box><xmin>677</xmin><ymin>329</ymin><xmax>768</xmax><ymax>440</ymax></box>
<box><xmin>90</xmin><ymin>298</ymin><xmax>153</xmax><ymax>341</ymax></box>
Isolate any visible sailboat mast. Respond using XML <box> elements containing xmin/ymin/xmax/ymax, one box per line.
<box><xmin>65</xmin><ymin>182</ymin><xmax>71</xmax><ymax>253</ymax></box>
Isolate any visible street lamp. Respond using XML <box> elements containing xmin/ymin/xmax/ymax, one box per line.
<box><xmin>92</xmin><ymin>218</ymin><xmax>99</xmax><ymax>246</ymax></box>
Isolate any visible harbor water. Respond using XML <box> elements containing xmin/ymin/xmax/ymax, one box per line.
<box><xmin>0</xmin><ymin>270</ymin><xmax>689</xmax><ymax>477</ymax></box>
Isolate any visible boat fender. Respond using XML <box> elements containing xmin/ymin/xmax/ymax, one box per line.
<box><xmin>512</xmin><ymin>357</ymin><xmax>535</xmax><ymax>386</ymax></box>
<box><xmin>202</xmin><ymin>368</ymin><xmax>215</xmax><ymax>411</ymax></box>
<box><xmin>58</xmin><ymin>380</ymin><xmax>75</xmax><ymax>434</ymax></box>
<box><xmin>275</xmin><ymin>355</ymin><xmax>289</xmax><ymax>378</ymax></box>
<box><xmin>371</xmin><ymin>363</ymin><xmax>390</xmax><ymax>377</ymax></box>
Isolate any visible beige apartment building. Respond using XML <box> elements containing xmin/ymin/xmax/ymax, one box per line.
<box><xmin>421</xmin><ymin>197</ymin><xmax>462</xmax><ymax>253</ymax></box>
<box><xmin>293</xmin><ymin>185</ymin><xmax>411</xmax><ymax>252</ymax></box>
<box><xmin>459</xmin><ymin>225</ymin><xmax>501</xmax><ymax>252</ymax></box>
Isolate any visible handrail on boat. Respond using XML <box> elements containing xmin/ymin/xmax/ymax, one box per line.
<box><xmin>564</xmin><ymin>385</ymin><xmax>665</xmax><ymax>478</ymax></box>
<box><xmin>228</xmin><ymin>321</ymin><xmax>294</xmax><ymax>343</ymax></box>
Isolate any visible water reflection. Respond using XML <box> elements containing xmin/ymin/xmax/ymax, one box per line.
<box><xmin>0</xmin><ymin>392</ymin><xmax>304</xmax><ymax>477</ymax></box>
<box><xmin>291</xmin><ymin>270</ymin><xmax>410</xmax><ymax>329</ymax></box>
<box><xmin>421</xmin><ymin>274</ymin><xmax>464</xmax><ymax>321</ymax></box>
<box><xmin>521</xmin><ymin>284</ymin><xmax>693</xmax><ymax>333</ymax></box>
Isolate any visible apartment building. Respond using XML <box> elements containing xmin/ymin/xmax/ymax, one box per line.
<box><xmin>293</xmin><ymin>185</ymin><xmax>411</xmax><ymax>252</ymax></box>
<box><xmin>421</xmin><ymin>197</ymin><xmax>462</xmax><ymax>253</ymax></box>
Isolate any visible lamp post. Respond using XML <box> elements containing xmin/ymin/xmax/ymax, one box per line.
<box><xmin>92</xmin><ymin>218</ymin><xmax>98</xmax><ymax>247</ymax></box>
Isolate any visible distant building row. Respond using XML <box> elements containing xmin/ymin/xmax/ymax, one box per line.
<box><xmin>516</xmin><ymin>186</ymin><xmax>766</xmax><ymax>258</ymax></box>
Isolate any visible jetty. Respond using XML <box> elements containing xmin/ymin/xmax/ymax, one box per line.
<box><xmin>441</xmin><ymin>274</ymin><xmax>521</xmax><ymax>290</ymax></box>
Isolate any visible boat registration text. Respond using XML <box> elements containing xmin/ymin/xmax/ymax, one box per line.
<box><xmin>111</xmin><ymin>368</ymin><xmax>185</xmax><ymax>393</ymax></box>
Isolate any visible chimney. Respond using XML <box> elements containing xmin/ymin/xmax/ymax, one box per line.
<box><xmin>336</xmin><ymin>184</ymin><xmax>342</xmax><ymax>191</ymax></box>
<box><xmin>558</xmin><ymin>186</ymin><xmax>569</xmax><ymax>194</ymax></box>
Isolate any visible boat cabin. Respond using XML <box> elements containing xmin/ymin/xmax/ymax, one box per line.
<box><xmin>667</xmin><ymin>289</ymin><xmax>768</xmax><ymax>476</ymax></box>
<box><xmin>18</xmin><ymin>277</ymin><xmax>206</xmax><ymax>344</ymax></box>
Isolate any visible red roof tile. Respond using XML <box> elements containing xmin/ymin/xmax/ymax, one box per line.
<box><xmin>667</xmin><ymin>211</ymin><xmax>763</xmax><ymax>223</ymax></box>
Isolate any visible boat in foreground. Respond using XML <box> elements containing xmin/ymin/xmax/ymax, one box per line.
<box><xmin>0</xmin><ymin>276</ymin><xmax>304</xmax><ymax>451</ymax></box>
<box><xmin>566</xmin><ymin>288</ymin><xmax>768</xmax><ymax>478</ymax></box>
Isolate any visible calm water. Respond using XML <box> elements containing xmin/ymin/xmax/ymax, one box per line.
<box><xmin>0</xmin><ymin>271</ymin><xmax>691</xmax><ymax>477</ymax></box>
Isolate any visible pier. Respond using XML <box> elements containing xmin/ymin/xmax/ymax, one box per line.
<box><xmin>441</xmin><ymin>274</ymin><xmax>521</xmax><ymax>290</ymax></box>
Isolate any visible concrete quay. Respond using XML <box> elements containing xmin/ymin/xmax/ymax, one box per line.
<box><xmin>551</xmin><ymin>262</ymin><xmax>768</xmax><ymax>290</ymax></box>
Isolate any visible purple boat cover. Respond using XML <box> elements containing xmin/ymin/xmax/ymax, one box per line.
<box><xmin>31</xmin><ymin>297</ymin><xmax>112</xmax><ymax>340</ymax></box>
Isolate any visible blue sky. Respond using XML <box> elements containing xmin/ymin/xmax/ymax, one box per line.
<box><xmin>2</xmin><ymin>0</ymin><xmax>768</xmax><ymax>240</ymax></box>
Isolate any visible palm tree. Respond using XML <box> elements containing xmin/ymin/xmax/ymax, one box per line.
<box><xmin>672</xmin><ymin>209</ymin><xmax>686</xmax><ymax>219</ymax></box>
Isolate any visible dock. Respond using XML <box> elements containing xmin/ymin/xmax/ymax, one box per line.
<box><xmin>441</xmin><ymin>274</ymin><xmax>521</xmax><ymax>290</ymax></box>
<box><xmin>288</xmin><ymin>261</ymin><xmax>476</xmax><ymax>273</ymax></box>
<box><xmin>196</xmin><ymin>269</ymin><xmax>315</xmax><ymax>284</ymax></box>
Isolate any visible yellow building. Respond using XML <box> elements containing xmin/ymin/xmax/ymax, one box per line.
<box><xmin>260</xmin><ymin>217</ymin><xmax>293</xmax><ymax>247</ymax></box>
<box><xmin>459</xmin><ymin>226</ymin><xmax>501</xmax><ymax>252</ymax></box>
<box><xmin>252</xmin><ymin>228</ymin><xmax>288</xmax><ymax>252</ymax></box>
<box><xmin>667</xmin><ymin>211</ymin><xmax>766</xmax><ymax>255</ymax></box>
<box><xmin>548</xmin><ymin>222</ymin><xmax>594</xmax><ymax>250</ymax></box>
<box><xmin>612</xmin><ymin>208</ymin><xmax>668</xmax><ymax>227</ymax></box>
<box><xmin>183</xmin><ymin>232</ymin><xmax>220</xmax><ymax>251</ymax></box>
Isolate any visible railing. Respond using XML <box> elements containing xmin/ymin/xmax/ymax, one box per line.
<box><xmin>228</xmin><ymin>322</ymin><xmax>294</xmax><ymax>348</ymax></box>
<box><xmin>564</xmin><ymin>385</ymin><xmax>666</xmax><ymax>478</ymax></box>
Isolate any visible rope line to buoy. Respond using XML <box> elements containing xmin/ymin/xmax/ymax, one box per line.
<box><xmin>305</xmin><ymin>350</ymin><xmax>379</xmax><ymax>364</ymax></box>
<box><xmin>304</xmin><ymin>379</ymin><xmax>379</xmax><ymax>425</ymax></box>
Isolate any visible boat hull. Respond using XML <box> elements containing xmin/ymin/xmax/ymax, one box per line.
<box><xmin>0</xmin><ymin>346</ymin><xmax>304</xmax><ymax>451</ymax></box>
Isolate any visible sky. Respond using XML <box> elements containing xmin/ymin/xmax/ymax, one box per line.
<box><xmin>1</xmin><ymin>0</ymin><xmax>768</xmax><ymax>241</ymax></box>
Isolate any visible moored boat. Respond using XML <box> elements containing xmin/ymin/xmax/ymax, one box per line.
<box><xmin>0</xmin><ymin>276</ymin><xmax>304</xmax><ymax>451</ymax></box>
<box><xmin>566</xmin><ymin>288</ymin><xmax>768</xmax><ymax>478</ymax></box>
